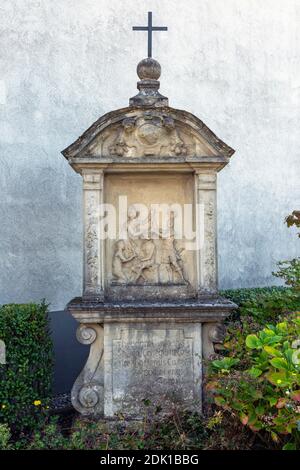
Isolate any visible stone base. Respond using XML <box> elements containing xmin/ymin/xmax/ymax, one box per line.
<box><xmin>67</xmin><ymin>297</ymin><xmax>236</xmax><ymax>418</ymax></box>
<box><xmin>104</xmin><ymin>322</ymin><xmax>201</xmax><ymax>417</ymax></box>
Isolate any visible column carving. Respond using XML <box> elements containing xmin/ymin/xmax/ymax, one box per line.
<box><xmin>82</xmin><ymin>170</ymin><xmax>104</xmax><ymax>301</ymax></box>
<box><xmin>195</xmin><ymin>171</ymin><xmax>218</xmax><ymax>295</ymax></box>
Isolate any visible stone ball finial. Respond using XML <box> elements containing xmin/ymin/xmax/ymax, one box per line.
<box><xmin>130</xmin><ymin>58</ymin><xmax>168</xmax><ymax>107</ymax></box>
<box><xmin>137</xmin><ymin>58</ymin><xmax>161</xmax><ymax>80</ymax></box>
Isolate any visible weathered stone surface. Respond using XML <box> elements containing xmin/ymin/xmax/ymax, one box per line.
<box><xmin>71</xmin><ymin>323</ymin><xmax>104</xmax><ymax>416</ymax></box>
<box><xmin>130</xmin><ymin>58</ymin><xmax>168</xmax><ymax>108</ymax></box>
<box><xmin>66</xmin><ymin>297</ymin><xmax>235</xmax><ymax>417</ymax></box>
<box><xmin>62</xmin><ymin>106</ymin><xmax>234</xmax><ymax>163</ymax></box>
<box><xmin>105</xmin><ymin>172</ymin><xmax>196</xmax><ymax>301</ymax></box>
<box><xmin>104</xmin><ymin>322</ymin><xmax>202</xmax><ymax>417</ymax></box>
<box><xmin>67</xmin><ymin>297</ymin><xmax>235</xmax><ymax>323</ymax></box>
<box><xmin>64</xmin><ymin>57</ymin><xmax>236</xmax><ymax>418</ymax></box>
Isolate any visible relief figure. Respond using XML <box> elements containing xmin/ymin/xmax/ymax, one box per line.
<box><xmin>112</xmin><ymin>207</ymin><xmax>188</xmax><ymax>285</ymax></box>
<box><xmin>158</xmin><ymin>235</ymin><xmax>186</xmax><ymax>284</ymax></box>
<box><xmin>131</xmin><ymin>239</ymin><xmax>155</xmax><ymax>283</ymax></box>
<box><xmin>112</xmin><ymin>240</ymin><xmax>136</xmax><ymax>283</ymax></box>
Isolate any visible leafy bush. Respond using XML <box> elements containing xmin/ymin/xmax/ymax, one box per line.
<box><xmin>10</xmin><ymin>410</ymin><xmax>209</xmax><ymax>450</ymax></box>
<box><xmin>207</xmin><ymin>313</ymin><xmax>300</xmax><ymax>450</ymax></box>
<box><xmin>10</xmin><ymin>408</ymin><xmax>255</xmax><ymax>450</ymax></box>
<box><xmin>221</xmin><ymin>287</ymin><xmax>300</xmax><ymax>324</ymax></box>
<box><xmin>273</xmin><ymin>211</ymin><xmax>300</xmax><ymax>292</ymax></box>
<box><xmin>273</xmin><ymin>259</ymin><xmax>300</xmax><ymax>291</ymax></box>
<box><xmin>221</xmin><ymin>286</ymin><xmax>287</xmax><ymax>306</ymax></box>
<box><xmin>0</xmin><ymin>302</ymin><xmax>53</xmax><ymax>435</ymax></box>
<box><xmin>0</xmin><ymin>423</ymin><xmax>12</xmax><ymax>450</ymax></box>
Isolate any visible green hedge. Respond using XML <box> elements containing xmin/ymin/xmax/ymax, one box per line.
<box><xmin>221</xmin><ymin>286</ymin><xmax>287</xmax><ymax>305</ymax></box>
<box><xmin>221</xmin><ymin>286</ymin><xmax>300</xmax><ymax>323</ymax></box>
<box><xmin>0</xmin><ymin>302</ymin><xmax>53</xmax><ymax>434</ymax></box>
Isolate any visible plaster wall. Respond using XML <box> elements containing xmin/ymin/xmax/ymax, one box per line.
<box><xmin>0</xmin><ymin>0</ymin><xmax>299</xmax><ymax>310</ymax></box>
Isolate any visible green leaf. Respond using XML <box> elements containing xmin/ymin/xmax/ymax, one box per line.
<box><xmin>282</xmin><ymin>442</ymin><xmax>296</xmax><ymax>450</ymax></box>
<box><xmin>262</xmin><ymin>328</ymin><xmax>276</xmax><ymax>337</ymax></box>
<box><xmin>266</xmin><ymin>371</ymin><xmax>290</xmax><ymax>387</ymax></box>
<box><xmin>270</xmin><ymin>357</ymin><xmax>289</xmax><ymax>370</ymax></box>
<box><xmin>263</xmin><ymin>345</ymin><xmax>282</xmax><ymax>357</ymax></box>
<box><xmin>264</xmin><ymin>335</ymin><xmax>283</xmax><ymax>345</ymax></box>
<box><xmin>267</xmin><ymin>396</ymin><xmax>278</xmax><ymax>407</ymax></box>
<box><xmin>215</xmin><ymin>396</ymin><xmax>226</xmax><ymax>406</ymax></box>
<box><xmin>212</xmin><ymin>357</ymin><xmax>239</xmax><ymax>370</ymax></box>
<box><xmin>276</xmin><ymin>322</ymin><xmax>288</xmax><ymax>332</ymax></box>
<box><xmin>246</xmin><ymin>334</ymin><xmax>262</xmax><ymax>349</ymax></box>
<box><xmin>248</xmin><ymin>367</ymin><xmax>263</xmax><ymax>378</ymax></box>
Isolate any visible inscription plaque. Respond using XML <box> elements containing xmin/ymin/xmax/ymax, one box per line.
<box><xmin>104</xmin><ymin>323</ymin><xmax>202</xmax><ymax>417</ymax></box>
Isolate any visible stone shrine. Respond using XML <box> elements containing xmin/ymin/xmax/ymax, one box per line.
<box><xmin>62</xmin><ymin>41</ymin><xmax>236</xmax><ymax>417</ymax></box>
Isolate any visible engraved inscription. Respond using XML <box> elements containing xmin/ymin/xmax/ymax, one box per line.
<box><xmin>112</xmin><ymin>329</ymin><xmax>195</xmax><ymax>402</ymax></box>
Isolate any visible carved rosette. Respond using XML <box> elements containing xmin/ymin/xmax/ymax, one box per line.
<box><xmin>71</xmin><ymin>324</ymin><xmax>104</xmax><ymax>416</ymax></box>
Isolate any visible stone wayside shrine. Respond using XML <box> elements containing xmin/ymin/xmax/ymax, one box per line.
<box><xmin>62</xmin><ymin>13</ymin><xmax>236</xmax><ymax>418</ymax></box>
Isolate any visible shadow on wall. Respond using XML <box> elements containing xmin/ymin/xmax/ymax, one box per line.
<box><xmin>50</xmin><ymin>311</ymin><xmax>88</xmax><ymax>394</ymax></box>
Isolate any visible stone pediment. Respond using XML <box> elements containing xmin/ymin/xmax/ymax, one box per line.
<box><xmin>62</xmin><ymin>106</ymin><xmax>234</xmax><ymax>163</ymax></box>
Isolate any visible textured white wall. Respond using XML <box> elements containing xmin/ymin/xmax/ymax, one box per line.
<box><xmin>0</xmin><ymin>0</ymin><xmax>299</xmax><ymax>310</ymax></box>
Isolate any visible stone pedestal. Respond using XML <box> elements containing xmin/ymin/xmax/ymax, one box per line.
<box><xmin>67</xmin><ymin>298</ymin><xmax>233</xmax><ymax>417</ymax></box>
<box><xmin>62</xmin><ymin>57</ymin><xmax>236</xmax><ymax>418</ymax></box>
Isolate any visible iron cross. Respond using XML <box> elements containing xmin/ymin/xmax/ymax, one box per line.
<box><xmin>133</xmin><ymin>11</ymin><xmax>168</xmax><ymax>58</ymax></box>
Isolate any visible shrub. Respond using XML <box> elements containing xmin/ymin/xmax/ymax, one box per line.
<box><xmin>273</xmin><ymin>259</ymin><xmax>300</xmax><ymax>292</ymax></box>
<box><xmin>23</xmin><ymin>410</ymin><xmax>209</xmax><ymax>450</ymax></box>
<box><xmin>17</xmin><ymin>409</ymin><xmax>254</xmax><ymax>450</ymax></box>
<box><xmin>0</xmin><ymin>423</ymin><xmax>12</xmax><ymax>450</ymax></box>
<box><xmin>0</xmin><ymin>302</ymin><xmax>53</xmax><ymax>435</ymax></box>
<box><xmin>221</xmin><ymin>287</ymin><xmax>300</xmax><ymax>324</ymax></box>
<box><xmin>26</xmin><ymin>417</ymin><xmax>69</xmax><ymax>450</ymax></box>
<box><xmin>207</xmin><ymin>313</ymin><xmax>300</xmax><ymax>450</ymax></box>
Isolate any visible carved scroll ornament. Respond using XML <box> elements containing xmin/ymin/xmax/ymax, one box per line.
<box><xmin>109</xmin><ymin>112</ymin><xmax>188</xmax><ymax>157</ymax></box>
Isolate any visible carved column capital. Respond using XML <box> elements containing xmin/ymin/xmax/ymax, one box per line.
<box><xmin>195</xmin><ymin>171</ymin><xmax>217</xmax><ymax>190</ymax></box>
<box><xmin>82</xmin><ymin>170</ymin><xmax>103</xmax><ymax>190</ymax></box>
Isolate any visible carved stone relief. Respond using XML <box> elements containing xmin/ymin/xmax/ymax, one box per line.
<box><xmin>85</xmin><ymin>193</ymin><xmax>99</xmax><ymax>286</ymax></box>
<box><xmin>108</xmin><ymin>112</ymin><xmax>190</xmax><ymax>157</ymax></box>
<box><xmin>111</xmin><ymin>206</ymin><xmax>188</xmax><ymax>285</ymax></box>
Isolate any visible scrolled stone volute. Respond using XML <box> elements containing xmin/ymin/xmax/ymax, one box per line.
<box><xmin>71</xmin><ymin>323</ymin><xmax>104</xmax><ymax>416</ymax></box>
<box><xmin>208</xmin><ymin>322</ymin><xmax>226</xmax><ymax>344</ymax></box>
<box><xmin>78</xmin><ymin>384</ymin><xmax>102</xmax><ymax>409</ymax></box>
<box><xmin>76</xmin><ymin>324</ymin><xmax>97</xmax><ymax>345</ymax></box>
